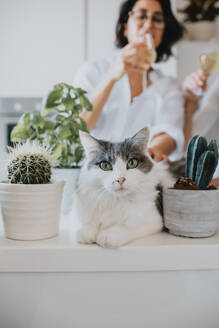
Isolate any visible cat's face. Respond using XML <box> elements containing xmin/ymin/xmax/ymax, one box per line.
<box><xmin>80</xmin><ymin>127</ymin><xmax>154</xmax><ymax>196</ymax></box>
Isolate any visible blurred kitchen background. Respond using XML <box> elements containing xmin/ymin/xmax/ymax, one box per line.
<box><xmin>0</xmin><ymin>0</ymin><xmax>219</xmax><ymax>154</ymax></box>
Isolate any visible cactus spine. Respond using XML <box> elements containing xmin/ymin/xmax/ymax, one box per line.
<box><xmin>186</xmin><ymin>135</ymin><xmax>218</xmax><ymax>189</ymax></box>
<box><xmin>7</xmin><ymin>142</ymin><xmax>53</xmax><ymax>184</ymax></box>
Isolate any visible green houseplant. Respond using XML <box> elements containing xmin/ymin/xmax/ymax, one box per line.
<box><xmin>0</xmin><ymin>141</ymin><xmax>64</xmax><ymax>240</ymax></box>
<box><xmin>178</xmin><ymin>0</ymin><xmax>219</xmax><ymax>40</ymax></box>
<box><xmin>11</xmin><ymin>83</ymin><xmax>92</xmax><ymax>168</ymax></box>
<box><xmin>10</xmin><ymin>83</ymin><xmax>92</xmax><ymax>214</ymax></box>
<box><xmin>163</xmin><ymin>135</ymin><xmax>219</xmax><ymax>238</ymax></box>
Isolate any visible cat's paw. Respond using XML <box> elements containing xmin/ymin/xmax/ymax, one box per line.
<box><xmin>96</xmin><ymin>227</ymin><xmax>128</xmax><ymax>248</ymax></box>
<box><xmin>77</xmin><ymin>226</ymin><xmax>97</xmax><ymax>244</ymax></box>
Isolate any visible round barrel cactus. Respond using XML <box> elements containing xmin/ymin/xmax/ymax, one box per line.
<box><xmin>7</xmin><ymin>142</ymin><xmax>53</xmax><ymax>184</ymax></box>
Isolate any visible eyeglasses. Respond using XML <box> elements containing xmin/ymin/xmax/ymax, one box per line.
<box><xmin>128</xmin><ymin>9</ymin><xmax>165</xmax><ymax>30</ymax></box>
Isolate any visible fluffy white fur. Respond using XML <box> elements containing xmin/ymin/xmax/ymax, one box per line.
<box><xmin>74</xmin><ymin>127</ymin><xmax>174</xmax><ymax>248</ymax></box>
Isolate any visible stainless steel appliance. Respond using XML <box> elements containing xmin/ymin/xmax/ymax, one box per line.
<box><xmin>0</xmin><ymin>98</ymin><xmax>42</xmax><ymax>153</ymax></box>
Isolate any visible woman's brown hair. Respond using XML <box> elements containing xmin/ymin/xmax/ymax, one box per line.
<box><xmin>115</xmin><ymin>0</ymin><xmax>184</xmax><ymax>62</ymax></box>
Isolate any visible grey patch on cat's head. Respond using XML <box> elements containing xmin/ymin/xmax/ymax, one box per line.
<box><xmin>119</xmin><ymin>127</ymin><xmax>153</xmax><ymax>173</ymax></box>
<box><xmin>119</xmin><ymin>136</ymin><xmax>153</xmax><ymax>173</ymax></box>
<box><xmin>83</xmin><ymin>127</ymin><xmax>153</xmax><ymax>173</ymax></box>
<box><xmin>87</xmin><ymin>140</ymin><xmax>117</xmax><ymax>170</ymax></box>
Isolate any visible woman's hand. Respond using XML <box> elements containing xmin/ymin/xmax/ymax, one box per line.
<box><xmin>210</xmin><ymin>178</ymin><xmax>219</xmax><ymax>187</ymax></box>
<box><xmin>107</xmin><ymin>42</ymin><xmax>152</xmax><ymax>82</ymax></box>
<box><xmin>148</xmin><ymin>133</ymin><xmax>175</xmax><ymax>163</ymax></box>
<box><xmin>148</xmin><ymin>147</ymin><xmax>170</xmax><ymax>163</ymax></box>
<box><xmin>182</xmin><ymin>69</ymin><xmax>209</xmax><ymax>103</ymax></box>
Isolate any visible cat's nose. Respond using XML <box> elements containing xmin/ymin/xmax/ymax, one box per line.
<box><xmin>116</xmin><ymin>177</ymin><xmax>126</xmax><ymax>186</ymax></box>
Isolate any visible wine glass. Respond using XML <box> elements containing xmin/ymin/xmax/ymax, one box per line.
<box><xmin>199</xmin><ymin>53</ymin><xmax>219</xmax><ymax>74</ymax></box>
<box><xmin>141</xmin><ymin>33</ymin><xmax>157</xmax><ymax>89</ymax></box>
<box><xmin>130</xmin><ymin>33</ymin><xmax>156</xmax><ymax>88</ymax></box>
<box><xmin>193</xmin><ymin>52</ymin><xmax>219</xmax><ymax>96</ymax></box>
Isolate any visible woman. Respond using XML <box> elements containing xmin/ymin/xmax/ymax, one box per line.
<box><xmin>73</xmin><ymin>0</ymin><xmax>185</xmax><ymax>162</ymax></box>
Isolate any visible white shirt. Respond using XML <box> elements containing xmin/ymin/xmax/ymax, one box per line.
<box><xmin>73</xmin><ymin>54</ymin><xmax>185</xmax><ymax>161</ymax></box>
<box><xmin>193</xmin><ymin>73</ymin><xmax>219</xmax><ymax>136</ymax></box>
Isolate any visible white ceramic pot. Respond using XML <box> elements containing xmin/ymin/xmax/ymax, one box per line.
<box><xmin>163</xmin><ymin>188</ymin><xmax>219</xmax><ymax>238</ymax></box>
<box><xmin>52</xmin><ymin>168</ymin><xmax>80</xmax><ymax>215</ymax></box>
<box><xmin>0</xmin><ymin>181</ymin><xmax>64</xmax><ymax>241</ymax></box>
<box><xmin>185</xmin><ymin>21</ymin><xmax>216</xmax><ymax>41</ymax></box>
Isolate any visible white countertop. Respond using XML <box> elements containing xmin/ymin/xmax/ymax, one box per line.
<box><xmin>1</xmin><ymin>213</ymin><xmax>219</xmax><ymax>273</ymax></box>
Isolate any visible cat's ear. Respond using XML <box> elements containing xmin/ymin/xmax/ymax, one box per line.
<box><xmin>131</xmin><ymin>127</ymin><xmax>150</xmax><ymax>152</ymax></box>
<box><xmin>79</xmin><ymin>130</ymin><xmax>100</xmax><ymax>157</ymax></box>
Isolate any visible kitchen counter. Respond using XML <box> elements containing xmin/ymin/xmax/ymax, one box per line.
<box><xmin>1</xmin><ymin>213</ymin><xmax>219</xmax><ymax>273</ymax></box>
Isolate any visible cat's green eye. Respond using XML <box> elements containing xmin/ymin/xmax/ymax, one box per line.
<box><xmin>127</xmin><ymin>158</ymin><xmax>139</xmax><ymax>169</ymax></box>
<box><xmin>99</xmin><ymin>161</ymin><xmax>112</xmax><ymax>171</ymax></box>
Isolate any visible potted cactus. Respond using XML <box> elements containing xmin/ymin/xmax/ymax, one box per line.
<box><xmin>0</xmin><ymin>141</ymin><xmax>64</xmax><ymax>241</ymax></box>
<box><xmin>163</xmin><ymin>135</ymin><xmax>219</xmax><ymax>238</ymax></box>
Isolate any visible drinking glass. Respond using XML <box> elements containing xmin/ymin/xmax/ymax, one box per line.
<box><xmin>130</xmin><ymin>33</ymin><xmax>156</xmax><ymax>88</ymax></box>
<box><xmin>141</xmin><ymin>33</ymin><xmax>157</xmax><ymax>89</ymax></box>
<box><xmin>199</xmin><ymin>53</ymin><xmax>219</xmax><ymax>74</ymax></box>
<box><xmin>193</xmin><ymin>53</ymin><xmax>219</xmax><ymax>96</ymax></box>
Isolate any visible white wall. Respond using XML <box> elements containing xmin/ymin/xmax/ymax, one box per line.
<box><xmin>0</xmin><ymin>0</ymin><xmax>85</xmax><ymax>97</ymax></box>
<box><xmin>0</xmin><ymin>0</ymin><xmax>179</xmax><ymax>97</ymax></box>
<box><xmin>87</xmin><ymin>0</ymin><xmax>124</xmax><ymax>60</ymax></box>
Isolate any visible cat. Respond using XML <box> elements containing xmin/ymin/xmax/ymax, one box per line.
<box><xmin>74</xmin><ymin>127</ymin><xmax>175</xmax><ymax>248</ymax></box>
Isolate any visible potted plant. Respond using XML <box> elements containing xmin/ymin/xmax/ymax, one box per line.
<box><xmin>163</xmin><ymin>135</ymin><xmax>219</xmax><ymax>238</ymax></box>
<box><xmin>0</xmin><ymin>141</ymin><xmax>64</xmax><ymax>240</ymax></box>
<box><xmin>178</xmin><ymin>0</ymin><xmax>219</xmax><ymax>40</ymax></box>
<box><xmin>10</xmin><ymin>83</ymin><xmax>92</xmax><ymax>214</ymax></box>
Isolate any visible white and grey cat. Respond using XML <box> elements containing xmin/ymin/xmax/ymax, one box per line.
<box><xmin>74</xmin><ymin>127</ymin><xmax>175</xmax><ymax>248</ymax></box>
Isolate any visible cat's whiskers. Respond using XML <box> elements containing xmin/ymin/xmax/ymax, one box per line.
<box><xmin>96</xmin><ymin>185</ymin><xmax>108</xmax><ymax>202</ymax></box>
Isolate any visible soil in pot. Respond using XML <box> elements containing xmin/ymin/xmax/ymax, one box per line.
<box><xmin>173</xmin><ymin>177</ymin><xmax>217</xmax><ymax>191</ymax></box>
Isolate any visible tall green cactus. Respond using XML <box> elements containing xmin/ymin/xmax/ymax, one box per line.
<box><xmin>185</xmin><ymin>135</ymin><xmax>208</xmax><ymax>180</ymax></box>
<box><xmin>186</xmin><ymin>135</ymin><xmax>218</xmax><ymax>189</ymax></box>
<box><xmin>208</xmin><ymin>139</ymin><xmax>219</xmax><ymax>164</ymax></box>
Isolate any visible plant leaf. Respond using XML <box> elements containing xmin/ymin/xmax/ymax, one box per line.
<box><xmin>11</xmin><ymin>124</ymin><xmax>35</xmax><ymax>141</ymax></box>
<box><xmin>44</xmin><ymin>121</ymin><xmax>56</xmax><ymax>130</ymax></box>
<box><xmin>46</xmin><ymin>89</ymin><xmax>63</xmax><ymax>108</ymax></box>
<box><xmin>42</xmin><ymin>107</ymin><xmax>57</xmax><ymax>117</ymax></box>
<box><xmin>74</xmin><ymin>145</ymin><xmax>84</xmax><ymax>164</ymax></box>
<box><xmin>52</xmin><ymin>143</ymin><xmax>64</xmax><ymax>161</ymax></box>
<box><xmin>80</xmin><ymin>96</ymin><xmax>92</xmax><ymax>111</ymax></box>
<box><xmin>58</xmin><ymin>126</ymin><xmax>72</xmax><ymax>140</ymax></box>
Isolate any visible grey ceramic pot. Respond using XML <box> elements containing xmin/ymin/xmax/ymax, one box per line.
<box><xmin>163</xmin><ymin>188</ymin><xmax>219</xmax><ymax>238</ymax></box>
